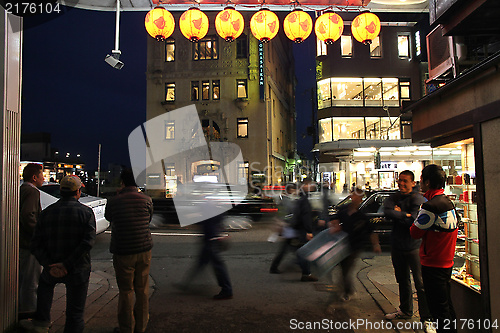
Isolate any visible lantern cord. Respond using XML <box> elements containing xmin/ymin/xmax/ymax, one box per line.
<box><xmin>113</xmin><ymin>0</ymin><xmax>121</xmax><ymax>53</ymax></box>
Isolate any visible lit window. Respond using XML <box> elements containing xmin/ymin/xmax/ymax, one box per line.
<box><xmin>316</xmin><ymin>38</ymin><xmax>327</xmax><ymax>56</ymax></box>
<box><xmin>398</xmin><ymin>34</ymin><xmax>410</xmax><ymax>58</ymax></box>
<box><xmin>212</xmin><ymin>80</ymin><xmax>220</xmax><ymax>100</ymax></box>
<box><xmin>165</xmin><ymin>39</ymin><xmax>175</xmax><ymax>62</ymax></box>
<box><xmin>202</xmin><ymin>81</ymin><xmax>210</xmax><ymax>100</ymax></box>
<box><xmin>364</xmin><ymin>78</ymin><xmax>382</xmax><ymax>107</ymax></box>
<box><xmin>332</xmin><ymin>117</ymin><xmax>365</xmax><ymax>140</ymax></box>
<box><xmin>237</xmin><ymin>161</ymin><xmax>249</xmax><ymax>185</ymax></box>
<box><xmin>165</xmin><ymin>120</ymin><xmax>175</xmax><ymax>140</ymax></box>
<box><xmin>165</xmin><ymin>83</ymin><xmax>175</xmax><ymax>102</ymax></box>
<box><xmin>193</xmin><ymin>35</ymin><xmax>219</xmax><ymax>61</ymax></box>
<box><xmin>341</xmin><ymin>35</ymin><xmax>352</xmax><ymax>57</ymax></box>
<box><xmin>191</xmin><ymin>81</ymin><xmax>199</xmax><ymax>101</ymax></box>
<box><xmin>237</xmin><ymin>79</ymin><xmax>247</xmax><ymax>98</ymax></box>
<box><xmin>370</xmin><ymin>36</ymin><xmax>381</xmax><ymax>58</ymax></box>
<box><xmin>382</xmin><ymin>78</ymin><xmax>399</xmax><ymax>107</ymax></box>
<box><xmin>330</xmin><ymin>78</ymin><xmax>363</xmax><ymax>107</ymax></box>
<box><xmin>400</xmin><ymin>81</ymin><xmax>411</xmax><ymax>100</ymax></box>
<box><xmin>236</xmin><ymin>34</ymin><xmax>248</xmax><ymax>58</ymax></box>
<box><xmin>164</xmin><ymin>163</ymin><xmax>175</xmax><ymax>176</ymax></box>
<box><xmin>319</xmin><ymin>118</ymin><xmax>333</xmax><ymax>143</ymax></box>
<box><xmin>237</xmin><ymin>118</ymin><xmax>248</xmax><ymax>138</ymax></box>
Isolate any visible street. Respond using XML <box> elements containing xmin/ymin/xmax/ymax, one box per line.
<box><xmin>81</xmin><ymin>219</ymin><xmax>397</xmax><ymax>333</ymax></box>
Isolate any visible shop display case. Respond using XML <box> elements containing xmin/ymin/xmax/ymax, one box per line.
<box><xmin>447</xmin><ymin>180</ymin><xmax>481</xmax><ymax>293</ymax></box>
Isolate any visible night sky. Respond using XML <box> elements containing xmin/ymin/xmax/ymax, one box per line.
<box><xmin>22</xmin><ymin>6</ymin><xmax>315</xmax><ymax>170</ymax></box>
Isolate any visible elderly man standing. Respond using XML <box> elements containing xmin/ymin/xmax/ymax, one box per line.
<box><xmin>19</xmin><ymin>163</ymin><xmax>44</xmax><ymax>319</ymax></box>
<box><xmin>105</xmin><ymin>169</ymin><xmax>153</xmax><ymax>333</ymax></box>
<box><xmin>23</xmin><ymin>175</ymin><xmax>96</xmax><ymax>333</ymax></box>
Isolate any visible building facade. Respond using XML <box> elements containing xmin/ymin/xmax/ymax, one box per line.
<box><xmin>146</xmin><ymin>11</ymin><xmax>296</xmax><ymax>197</ymax></box>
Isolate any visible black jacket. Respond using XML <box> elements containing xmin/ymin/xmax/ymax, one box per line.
<box><xmin>384</xmin><ymin>191</ymin><xmax>426</xmax><ymax>251</ymax></box>
<box><xmin>105</xmin><ymin>186</ymin><xmax>153</xmax><ymax>255</ymax></box>
<box><xmin>293</xmin><ymin>192</ymin><xmax>313</xmax><ymax>242</ymax></box>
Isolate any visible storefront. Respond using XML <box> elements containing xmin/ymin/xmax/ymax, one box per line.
<box><xmin>405</xmin><ymin>54</ymin><xmax>500</xmax><ymax>328</ymax></box>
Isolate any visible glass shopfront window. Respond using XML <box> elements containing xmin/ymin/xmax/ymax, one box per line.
<box><xmin>319</xmin><ymin>118</ymin><xmax>333</xmax><ymax>143</ymax></box>
<box><xmin>332</xmin><ymin>117</ymin><xmax>365</xmax><ymax>140</ymax></box>
<box><xmin>319</xmin><ymin>116</ymin><xmax>400</xmax><ymax>142</ymax></box>
<box><xmin>317</xmin><ymin>77</ymin><xmax>404</xmax><ymax>109</ymax></box>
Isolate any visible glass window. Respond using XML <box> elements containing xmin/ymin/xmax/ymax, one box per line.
<box><xmin>331</xmin><ymin>78</ymin><xmax>363</xmax><ymax>107</ymax></box>
<box><xmin>317</xmin><ymin>78</ymin><xmax>332</xmax><ymax>109</ymax></box>
<box><xmin>236</xmin><ymin>34</ymin><xmax>247</xmax><ymax>58</ymax></box>
<box><xmin>364</xmin><ymin>78</ymin><xmax>382</xmax><ymax>106</ymax></box>
<box><xmin>165</xmin><ymin>39</ymin><xmax>175</xmax><ymax>62</ymax></box>
<box><xmin>380</xmin><ymin>117</ymin><xmax>401</xmax><ymax>140</ymax></box>
<box><xmin>165</xmin><ymin>120</ymin><xmax>175</xmax><ymax>140</ymax></box>
<box><xmin>165</xmin><ymin>83</ymin><xmax>175</xmax><ymax>102</ymax></box>
<box><xmin>164</xmin><ymin>163</ymin><xmax>175</xmax><ymax>176</ymax></box>
<box><xmin>398</xmin><ymin>34</ymin><xmax>410</xmax><ymax>58</ymax></box>
<box><xmin>370</xmin><ymin>36</ymin><xmax>381</xmax><ymax>58</ymax></box>
<box><xmin>317</xmin><ymin>38</ymin><xmax>327</xmax><ymax>56</ymax></box>
<box><xmin>212</xmin><ymin>80</ymin><xmax>220</xmax><ymax>100</ymax></box>
<box><xmin>202</xmin><ymin>81</ymin><xmax>210</xmax><ymax>100</ymax></box>
<box><xmin>332</xmin><ymin>117</ymin><xmax>365</xmax><ymax>140</ymax></box>
<box><xmin>382</xmin><ymin>78</ymin><xmax>399</xmax><ymax>107</ymax></box>
<box><xmin>193</xmin><ymin>35</ymin><xmax>219</xmax><ymax>61</ymax></box>
<box><xmin>191</xmin><ymin>81</ymin><xmax>199</xmax><ymax>101</ymax></box>
<box><xmin>365</xmin><ymin>117</ymin><xmax>381</xmax><ymax>139</ymax></box>
<box><xmin>238</xmin><ymin>161</ymin><xmax>249</xmax><ymax>185</ymax></box>
<box><xmin>400</xmin><ymin>81</ymin><xmax>411</xmax><ymax>100</ymax></box>
<box><xmin>237</xmin><ymin>79</ymin><xmax>247</xmax><ymax>98</ymax></box>
<box><xmin>237</xmin><ymin>118</ymin><xmax>248</xmax><ymax>138</ymax></box>
<box><xmin>319</xmin><ymin>118</ymin><xmax>333</xmax><ymax>143</ymax></box>
<box><xmin>341</xmin><ymin>35</ymin><xmax>352</xmax><ymax>57</ymax></box>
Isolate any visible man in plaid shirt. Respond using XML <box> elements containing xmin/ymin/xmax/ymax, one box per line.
<box><xmin>22</xmin><ymin>175</ymin><xmax>96</xmax><ymax>333</ymax></box>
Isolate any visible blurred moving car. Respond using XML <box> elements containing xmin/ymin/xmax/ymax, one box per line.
<box><xmin>39</xmin><ymin>183</ymin><xmax>110</xmax><ymax>234</ymax></box>
<box><xmin>330</xmin><ymin>190</ymin><xmax>397</xmax><ymax>243</ymax></box>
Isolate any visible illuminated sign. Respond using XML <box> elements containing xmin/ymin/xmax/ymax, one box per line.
<box><xmin>415</xmin><ymin>30</ymin><xmax>421</xmax><ymax>57</ymax></box>
<box><xmin>259</xmin><ymin>42</ymin><xmax>264</xmax><ymax>100</ymax></box>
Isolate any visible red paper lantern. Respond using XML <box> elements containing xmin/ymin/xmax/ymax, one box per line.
<box><xmin>283</xmin><ymin>9</ymin><xmax>312</xmax><ymax>43</ymax></box>
<box><xmin>250</xmin><ymin>9</ymin><xmax>279</xmax><ymax>43</ymax></box>
<box><xmin>351</xmin><ymin>11</ymin><xmax>381</xmax><ymax>45</ymax></box>
<box><xmin>314</xmin><ymin>11</ymin><xmax>344</xmax><ymax>45</ymax></box>
<box><xmin>180</xmin><ymin>8</ymin><xmax>209</xmax><ymax>42</ymax></box>
<box><xmin>145</xmin><ymin>7</ymin><xmax>175</xmax><ymax>42</ymax></box>
<box><xmin>215</xmin><ymin>7</ymin><xmax>244</xmax><ymax>42</ymax></box>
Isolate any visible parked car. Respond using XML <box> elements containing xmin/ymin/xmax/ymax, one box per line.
<box><xmin>39</xmin><ymin>183</ymin><xmax>110</xmax><ymax>234</ymax></box>
<box><xmin>329</xmin><ymin>190</ymin><xmax>397</xmax><ymax>244</ymax></box>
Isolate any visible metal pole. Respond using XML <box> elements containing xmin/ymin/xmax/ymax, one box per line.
<box><xmin>113</xmin><ymin>0</ymin><xmax>120</xmax><ymax>53</ymax></box>
<box><xmin>97</xmin><ymin>144</ymin><xmax>101</xmax><ymax>196</ymax></box>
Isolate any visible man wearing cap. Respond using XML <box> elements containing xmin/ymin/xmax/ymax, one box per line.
<box><xmin>23</xmin><ymin>175</ymin><xmax>96</xmax><ymax>333</ymax></box>
<box><xmin>105</xmin><ymin>169</ymin><xmax>153</xmax><ymax>333</ymax></box>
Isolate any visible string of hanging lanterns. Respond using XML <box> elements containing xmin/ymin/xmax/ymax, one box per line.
<box><xmin>144</xmin><ymin>6</ymin><xmax>380</xmax><ymax>45</ymax></box>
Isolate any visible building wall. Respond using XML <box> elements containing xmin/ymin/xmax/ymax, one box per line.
<box><xmin>146</xmin><ymin>11</ymin><xmax>295</xmax><ymax>189</ymax></box>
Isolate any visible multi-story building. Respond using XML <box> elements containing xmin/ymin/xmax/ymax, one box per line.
<box><xmin>405</xmin><ymin>0</ymin><xmax>500</xmax><ymax>325</ymax></box>
<box><xmin>146</xmin><ymin>11</ymin><xmax>296</xmax><ymax>197</ymax></box>
<box><xmin>313</xmin><ymin>10</ymin><xmax>432</xmax><ymax>192</ymax></box>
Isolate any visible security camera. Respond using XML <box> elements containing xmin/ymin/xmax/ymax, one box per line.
<box><xmin>105</xmin><ymin>51</ymin><xmax>124</xmax><ymax>70</ymax></box>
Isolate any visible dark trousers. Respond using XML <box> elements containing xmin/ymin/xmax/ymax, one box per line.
<box><xmin>421</xmin><ymin>265</ymin><xmax>457</xmax><ymax>333</ymax></box>
<box><xmin>340</xmin><ymin>251</ymin><xmax>359</xmax><ymax>295</ymax></box>
<box><xmin>189</xmin><ymin>240</ymin><xmax>232</xmax><ymax>294</ymax></box>
<box><xmin>35</xmin><ymin>269</ymin><xmax>90</xmax><ymax>333</ymax></box>
<box><xmin>270</xmin><ymin>238</ymin><xmax>311</xmax><ymax>275</ymax></box>
<box><xmin>391</xmin><ymin>249</ymin><xmax>431</xmax><ymax>320</ymax></box>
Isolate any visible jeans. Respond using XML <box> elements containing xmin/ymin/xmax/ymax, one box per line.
<box><xmin>19</xmin><ymin>248</ymin><xmax>42</xmax><ymax>313</ymax></box>
<box><xmin>34</xmin><ymin>269</ymin><xmax>90</xmax><ymax>333</ymax></box>
<box><xmin>421</xmin><ymin>265</ymin><xmax>457</xmax><ymax>333</ymax></box>
<box><xmin>391</xmin><ymin>249</ymin><xmax>431</xmax><ymax>320</ymax></box>
<box><xmin>113</xmin><ymin>250</ymin><xmax>152</xmax><ymax>333</ymax></box>
<box><xmin>187</xmin><ymin>240</ymin><xmax>232</xmax><ymax>295</ymax></box>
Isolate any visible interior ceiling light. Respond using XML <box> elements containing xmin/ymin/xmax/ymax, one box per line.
<box><xmin>351</xmin><ymin>11</ymin><xmax>381</xmax><ymax>45</ymax></box>
<box><xmin>215</xmin><ymin>7</ymin><xmax>244</xmax><ymax>42</ymax></box>
<box><xmin>250</xmin><ymin>8</ymin><xmax>279</xmax><ymax>42</ymax></box>
<box><xmin>283</xmin><ymin>9</ymin><xmax>313</xmax><ymax>43</ymax></box>
<box><xmin>314</xmin><ymin>11</ymin><xmax>343</xmax><ymax>45</ymax></box>
<box><xmin>180</xmin><ymin>7</ymin><xmax>209</xmax><ymax>42</ymax></box>
<box><xmin>145</xmin><ymin>7</ymin><xmax>175</xmax><ymax>42</ymax></box>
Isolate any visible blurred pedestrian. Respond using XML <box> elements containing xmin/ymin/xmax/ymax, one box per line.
<box><xmin>19</xmin><ymin>163</ymin><xmax>44</xmax><ymax>319</ymax></box>
<box><xmin>22</xmin><ymin>175</ymin><xmax>96</xmax><ymax>333</ymax></box>
<box><xmin>179</xmin><ymin>199</ymin><xmax>233</xmax><ymax>300</ymax></box>
<box><xmin>105</xmin><ymin>169</ymin><xmax>154</xmax><ymax>333</ymax></box>
<box><xmin>293</xmin><ymin>178</ymin><xmax>318</xmax><ymax>282</ymax></box>
<box><xmin>383</xmin><ymin>171</ymin><xmax>435</xmax><ymax>333</ymax></box>
<box><xmin>329</xmin><ymin>186</ymin><xmax>381</xmax><ymax>301</ymax></box>
<box><xmin>411</xmin><ymin>164</ymin><xmax>459</xmax><ymax>333</ymax></box>
<box><xmin>269</xmin><ymin>183</ymin><xmax>299</xmax><ymax>274</ymax></box>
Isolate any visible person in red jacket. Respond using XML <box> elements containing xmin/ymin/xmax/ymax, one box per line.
<box><xmin>410</xmin><ymin>164</ymin><xmax>459</xmax><ymax>333</ymax></box>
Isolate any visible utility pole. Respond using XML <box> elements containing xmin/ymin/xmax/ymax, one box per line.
<box><xmin>97</xmin><ymin>144</ymin><xmax>101</xmax><ymax>196</ymax></box>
